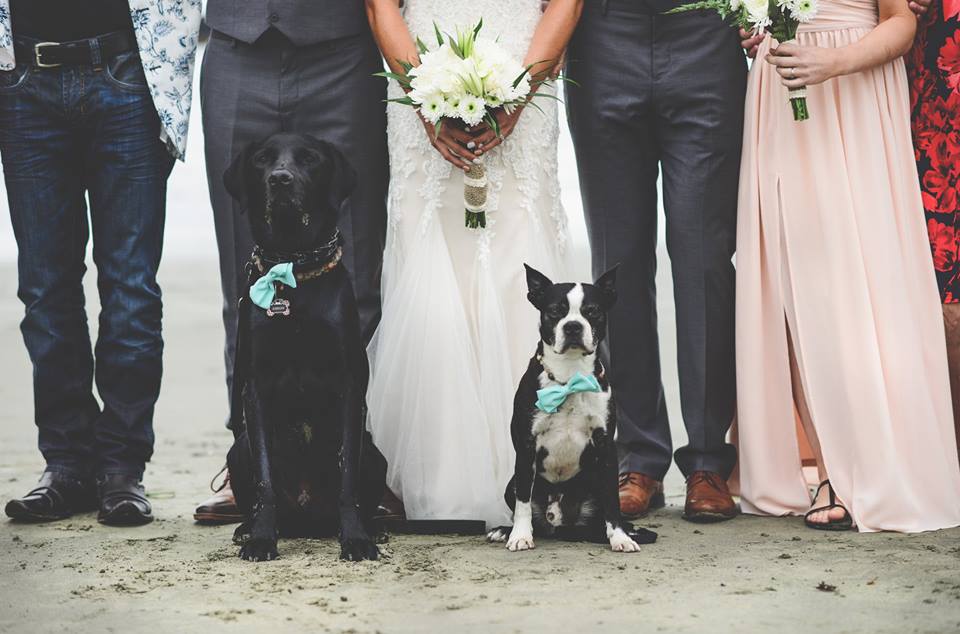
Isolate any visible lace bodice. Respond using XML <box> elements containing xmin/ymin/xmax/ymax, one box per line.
<box><xmin>387</xmin><ymin>0</ymin><xmax>566</xmax><ymax>256</ymax></box>
<box><xmin>402</xmin><ymin>0</ymin><xmax>543</xmax><ymax>60</ymax></box>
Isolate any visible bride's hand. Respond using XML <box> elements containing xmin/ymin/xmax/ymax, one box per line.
<box><xmin>470</xmin><ymin>107</ymin><xmax>524</xmax><ymax>156</ymax></box>
<box><xmin>766</xmin><ymin>42</ymin><xmax>842</xmax><ymax>88</ymax></box>
<box><xmin>420</xmin><ymin>115</ymin><xmax>480</xmax><ymax>172</ymax></box>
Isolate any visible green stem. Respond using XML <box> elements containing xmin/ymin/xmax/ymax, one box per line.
<box><xmin>465</xmin><ymin>210</ymin><xmax>487</xmax><ymax>229</ymax></box>
<box><xmin>791</xmin><ymin>97</ymin><xmax>809</xmax><ymax>121</ymax></box>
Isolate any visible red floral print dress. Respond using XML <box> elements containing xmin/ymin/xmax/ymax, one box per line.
<box><xmin>908</xmin><ymin>0</ymin><xmax>960</xmax><ymax>304</ymax></box>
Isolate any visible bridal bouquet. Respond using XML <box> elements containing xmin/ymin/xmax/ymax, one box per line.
<box><xmin>667</xmin><ymin>0</ymin><xmax>819</xmax><ymax>120</ymax></box>
<box><xmin>378</xmin><ymin>20</ymin><xmax>557</xmax><ymax>228</ymax></box>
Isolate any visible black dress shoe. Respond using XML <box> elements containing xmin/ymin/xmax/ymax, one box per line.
<box><xmin>97</xmin><ymin>474</ymin><xmax>153</xmax><ymax>526</ymax></box>
<box><xmin>5</xmin><ymin>471</ymin><xmax>97</xmax><ymax>522</ymax></box>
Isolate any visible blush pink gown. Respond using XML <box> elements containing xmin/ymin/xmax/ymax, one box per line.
<box><xmin>735</xmin><ymin>0</ymin><xmax>960</xmax><ymax>532</ymax></box>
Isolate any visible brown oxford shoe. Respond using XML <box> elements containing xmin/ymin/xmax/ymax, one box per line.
<box><xmin>618</xmin><ymin>472</ymin><xmax>665</xmax><ymax>519</ymax></box>
<box><xmin>683</xmin><ymin>471</ymin><xmax>739</xmax><ymax>523</ymax></box>
<box><xmin>194</xmin><ymin>468</ymin><xmax>243</xmax><ymax>525</ymax></box>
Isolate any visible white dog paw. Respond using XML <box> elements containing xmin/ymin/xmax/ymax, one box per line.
<box><xmin>609</xmin><ymin>528</ymin><xmax>641</xmax><ymax>553</ymax></box>
<box><xmin>506</xmin><ymin>530</ymin><xmax>535</xmax><ymax>552</ymax></box>
<box><xmin>486</xmin><ymin>528</ymin><xmax>508</xmax><ymax>543</ymax></box>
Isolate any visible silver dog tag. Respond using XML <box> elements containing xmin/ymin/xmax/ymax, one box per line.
<box><xmin>266</xmin><ymin>298</ymin><xmax>291</xmax><ymax>317</ymax></box>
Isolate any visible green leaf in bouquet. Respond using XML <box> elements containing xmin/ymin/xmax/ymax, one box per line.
<box><xmin>399</xmin><ymin>59</ymin><xmax>414</xmax><ymax>74</ymax></box>
<box><xmin>415</xmin><ymin>36</ymin><xmax>430</xmax><ymax>55</ymax></box>
<box><xmin>375</xmin><ymin>71</ymin><xmax>413</xmax><ymax>87</ymax></box>
<box><xmin>524</xmin><ymin>100</ymin><xmax>546</xmax><ymax>116</ymax></box>
<box><xmin>448</xmin><ymin>32</ymin><xmax>464</xmax><ymax>59</ymax></box>
<box><xmin>434</xmin><ymin>22</ymin><xmax>445</xmax><ymax>47</ymax></box>
<box><xmin>530</xmin><ymin>92</ymin><xmax>564</xmax><ymax>104</ymax></box>
<box><xmin>484</xmin><ymin>112</ymin><xmax>502</xmax><ymax>139</ymax></box>
<box><xmin>664</xmin><ymin>0</ymin><xmax>731</xmax><ymax>16</ymax></box>
<box><xmin>386</xmin><ymin>96</ymin><xmax>417</xmax><ymax>106</ymax></box>
<box><xmin>473</xmin><ymin>18</ymin><xmax>484</xmax><ymax>38</ymax></box>
<box><xmin>433</xmin><ymin>119</ymin><xmax>444</xmax><ymax>141</ymax></box>
<box><xmin>513</xmin><ymin>62</ymin><xmax>543</xmax><ymax>89</ymax></box>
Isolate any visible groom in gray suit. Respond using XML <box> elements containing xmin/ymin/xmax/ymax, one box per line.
<box><xmin>194</xmin><ymin>0</ymin><xmax>388</xmax><ymax>523</ymax></box>
<box><xmin>566</xmin><ymin>0</ymin><xmax>746</xmax><ymax>522</ymax></box>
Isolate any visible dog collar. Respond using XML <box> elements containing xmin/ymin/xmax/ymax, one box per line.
<box><xmin>536</xmin><ymin>351</ymin><xmax>606</xmax><ymax>384</ymax></box>
<box><xmin>251</xmin><ymin>230</ymin><xmax>342</xmax><ymax>282</ymax></box>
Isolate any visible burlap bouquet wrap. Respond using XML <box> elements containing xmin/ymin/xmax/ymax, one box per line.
<box><xmin>464</xmin><ymin>156</ymin><xmax>488</xmax><ymax>229</ymax></box>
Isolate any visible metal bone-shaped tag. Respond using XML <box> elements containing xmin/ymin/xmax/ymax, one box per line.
<box><xmin>266</xmin><ymin>297</ymin><xmax>291</xmax><ymax>317</ymax></box>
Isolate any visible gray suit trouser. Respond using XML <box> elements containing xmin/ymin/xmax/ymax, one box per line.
<box><xmin>566</xmin><ymin>1</ymin><xmax>746</xmax><ymax>480</ymax></box>
<box><xmin>200</xmin><ymin>29</ymin><xmax>388</xmax><ymax>405</ymax></box>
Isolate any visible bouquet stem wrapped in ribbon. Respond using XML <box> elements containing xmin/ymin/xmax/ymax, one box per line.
<box><xmin>463</xmin><ymin>156</ymin><xmax>488</xmax><ymax>229</ymax></box>
<box><xmin>376</xmin><ymin>20</ymin><xmax>568</xmax><ymax>229</ymax></box>
<box><xmin>667</xmin><ymin>0</ymin><xmax>818</xmax><ymax>121</ymax></box>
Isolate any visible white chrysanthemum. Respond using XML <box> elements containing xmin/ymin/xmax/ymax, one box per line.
<box><xmin>730</xmin><ymin>0</ymin><xmax>742</xmax><ymax>10</ymax></box>
<box><xmin>457</xmin><ymin>94</ymin><xmax>486</xmax><ymax>126</ymax></box>
<box><xmin>792</xmin><ymin>0</ymin><xmax>818</xmax><ymax>22</ymax></box>
<box><xmin>744</xmin><ymin>0</ymin><xmax>771</xmax><ymax>31</ymax></box>
<box><xmin>419</xmin><ymin>93</ymin><xmax>446</xmax><ymax>124</ymax></box>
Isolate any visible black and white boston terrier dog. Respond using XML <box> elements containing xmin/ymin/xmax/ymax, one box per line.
<box><xmin>488</xmin><ymin>265</ymin><xmax>657</xmax><ymax>552</ymax></box>
<box><xmin>222</xmin><ymin>132</ymin><xmax>387</xmax><ymax>562</ymax></box>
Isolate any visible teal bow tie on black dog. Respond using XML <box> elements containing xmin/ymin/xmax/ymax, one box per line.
<box><xmin>250</xmin><ymin>262</ymin><xmax>298</xmax><ymax>308</ymax></box>
<box><xmin>535</xmin><ymin>372</ymin><xmax>602</xmax><ymax>414</ymax></box>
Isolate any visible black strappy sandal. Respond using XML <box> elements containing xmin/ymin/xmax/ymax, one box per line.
<box><xmin>804</xmin><ymin>480</ymin><xmax>853</xmax><ymax>531</ymax></box>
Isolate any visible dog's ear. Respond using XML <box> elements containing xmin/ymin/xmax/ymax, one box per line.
<box><xmin>594</xmin><ymin>264</ymin><xmax>619</xmax><ymax>308</ymax></box>
<box><xmin>525</xmin><ymin>264</ymin><xmax>554</xmax><ymax>309</ymax></box>
<box><xmin>223</xmin><ymin>143</ymin><xmax>254</xmax><ymax>212</ymax></box>
<box><xmin>319</xmin><ymin>140</ymin><xmax>357</xmax><ymax>213</ymax></box>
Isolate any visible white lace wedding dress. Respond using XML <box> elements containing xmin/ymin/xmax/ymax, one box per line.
<box><xmin>366</xmin><ymin>0</ymin><xmax>575</xmax><ymax>528</ymax></box>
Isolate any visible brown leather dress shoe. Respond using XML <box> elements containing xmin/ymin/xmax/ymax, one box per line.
<box><xmin>618</xmin><ymin>472</ymin><xmax>665</xmax><ymax>519</ymax></box>
<box><xmin>683</xmin><ymin>471</ymin><xmax>739</xmax><ymax>523</ymax></box>
<box><xmin>194</xmin><ymin>468</ymin><xmax>243</xmax><ymax>525</ymax></box>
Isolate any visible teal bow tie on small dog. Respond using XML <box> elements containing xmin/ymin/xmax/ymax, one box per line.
<box><xmin>535</xmin><ymin>372</ymin><xmax>602</xmax><ymax>414</ymax></box>
<box><xmin>250</xmin><ymin>262</ymin><xmax>298</xmax><ymax>309</ymax></box>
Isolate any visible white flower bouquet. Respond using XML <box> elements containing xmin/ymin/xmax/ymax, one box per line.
<box><xmin>667</xmin><ymin>0</ymin><xmax>819</xmax><ymax>121</ymax></box>
<box><xmin>377</xmin><ymin>20</ymin><xmax>562</xmax><ymax>228</ymax></box>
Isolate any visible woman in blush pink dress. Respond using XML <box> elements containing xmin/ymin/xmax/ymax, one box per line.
<box><xmin>736</xmin><ymin>0</ymin><xmax>960</xmax><ymax>532</ymax></box>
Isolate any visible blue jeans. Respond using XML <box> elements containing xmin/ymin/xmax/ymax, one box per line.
<box><xmin>0</xmin><ymin>46</ymin><xmax>174</xmax><ymax>480</ymax></box>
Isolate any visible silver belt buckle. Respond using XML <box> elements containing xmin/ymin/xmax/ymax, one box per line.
<box><xmin>34</xmin><ymin>42</ymin><xmax>62</xmax><ymax>68</ymax></box>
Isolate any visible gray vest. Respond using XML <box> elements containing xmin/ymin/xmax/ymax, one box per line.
<box><xmin>205</xmin><ymin>0</ymin><xmax>368</xmax><ymax>46</ymax></box>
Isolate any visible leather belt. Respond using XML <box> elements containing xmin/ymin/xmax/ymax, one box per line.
<box><xmin>13</xmin><ymin>30</ymin><xmax>138</xmax><ymax>69</ymax></box>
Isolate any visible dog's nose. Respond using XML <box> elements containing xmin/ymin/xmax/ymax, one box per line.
<box><xmin>268</xmin><ymin>169</ymin><xmax>294</xmax><ymax>186</ymax></box>
<box><xmin>546</xmin><ymin>511</ymin><xmax>556</xmax><ymax>522</ymax></box>
<box><xmin>563</xmin><ymin>322</ymin><xmax>584</xmax><ymax>337</ymax></box>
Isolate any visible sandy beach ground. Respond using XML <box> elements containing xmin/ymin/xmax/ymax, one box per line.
<box><xmin>0</xmin><ymin>68</ymin><xmax>959</xmax><ymax>634</ymax></box>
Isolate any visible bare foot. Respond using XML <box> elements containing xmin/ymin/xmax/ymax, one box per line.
<box><xmin>806</xmin><ymin>483</ymin><xmax>849</xmax><ymax>525</ymax></box>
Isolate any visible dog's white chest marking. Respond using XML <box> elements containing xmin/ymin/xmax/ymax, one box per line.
<box><xmin>533</xmin><ymin>385</ymin><xmax>610</xmax><ymax>484</ymax></box>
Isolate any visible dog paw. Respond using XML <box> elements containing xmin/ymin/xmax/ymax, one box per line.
<box><xmin>340</xmin><ymin>537</ymin><xmax>380</xmax><ymax>562</ymax></box>
<box><xmin>486</xmin><ymin>527</ymin><xmax>509</xmax><ymax>543</ymax></box>
<box><xmin>506</xmin><ymin>529</ymin><xmax>535</xmax><ymax>552</ymax></box>
<box><xmin>239</xmin><ymin>537</ymin><xmax>279</xmax><ymax>562</ymax></box>
<box><xmin>609</xmin><ymin>528</ymin><xmax>641</xmax><ymax>553</ymax></box>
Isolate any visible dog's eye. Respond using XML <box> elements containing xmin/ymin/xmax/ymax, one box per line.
<box><xmin>300</xmin><ymin>151</ymin><xmax>319</xmax><ymax>165</ymax></box>
<box><xmin>548</xmin><ymin>305</ymin><xmax>566</xmax><ymax>318</ymax></box>
<box><xmin>254</xmin><ymin>151</ymin><xmax>271</xmax><ymax>166</ymax></box>
<box><xmin>582</xmin><ymin>305</ymin><xmax>601</xmax><ymax>318</ymax></box>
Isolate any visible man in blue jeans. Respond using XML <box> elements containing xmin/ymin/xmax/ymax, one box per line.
<box><xmin>0</xmin><ymin>0</ymin><xmax>200</xmax><ymax>526</ymax></box>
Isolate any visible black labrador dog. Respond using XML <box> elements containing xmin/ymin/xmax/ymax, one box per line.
<box><xmin>223</xmin><ymin>132</ymin><xmax>387</xmax><ymax>562</ymax></box>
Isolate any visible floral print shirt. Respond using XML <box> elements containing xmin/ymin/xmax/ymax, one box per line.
<box><xmin>0</xmin><ymin>0</ymin><xmax>202</xmax><ymax>160</ymax></box>
<box><xmin>908</xmin><ymin>0</ymin><xmax>960</xmax><ymax>303</ymax></box>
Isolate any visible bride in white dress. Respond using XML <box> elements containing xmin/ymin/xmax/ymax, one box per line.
<box><xmin>365</xmin><ymin>0</ymin><xmax>584</xmax><ymax>527</ymax></box>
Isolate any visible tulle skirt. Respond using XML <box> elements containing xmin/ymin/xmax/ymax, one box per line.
<box><xmin>367</xmin><ymin>96</ymin><xmax>575</xmax><ymax>528</ymax></box>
